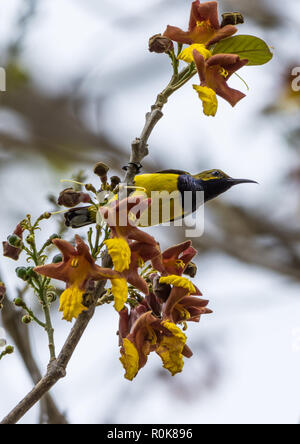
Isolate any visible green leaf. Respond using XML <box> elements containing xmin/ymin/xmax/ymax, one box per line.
<box><xmin>212</xmin><ymin>35</ymin><xmax>273</xmax><ymax>66</ymax></box>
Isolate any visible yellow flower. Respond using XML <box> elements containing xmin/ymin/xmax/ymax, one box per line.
<box><xmin>35</xmin><ymin>235</ymin><xmax>129</xmax><ymax>322</ymax></box>
<box><xmin>111</xmin><ymin>277</ymin><xmax>129</xmax><ymax>312</ymax></box>
<box><xmin>178</xmin><ymin>43</ymin><xmax>211</xmax><ymax>64</ymax></box>
<box><xmin>159</xmin><ymin>275</ymin><xmax>196</xmax><ymax>294</ymax></box>
<box><xmin>175</xmin><ymin>303</ymin><xmax>191</xmax><ymax>321</ymax></box>
<box><xmin>156</xmin><ymin>321</ymin><xmax>187</xmax><ymax>376</ymax></box>
<box><xmin>105</xmin><ymin>238</ymin><xmax>131</xmax><ymax>273</ymax></box>
<box><xmin>163</xmin><ymin>1</ymin><xmax>238</xmax><ymax>47</ymax></box>
<box><xmin>193</xmin><ymin>85</ymin><xmax>218</xmax><ymax>116</ymax></box>
<box><xmin>119</xmin><ymin>338</ymin><xmax>140</xmax><ymax>381</ymax></box>
<box><xmin>59</xmin><ymin>286</ymin><xmax>87</xmax><ymax>322</ymax></box>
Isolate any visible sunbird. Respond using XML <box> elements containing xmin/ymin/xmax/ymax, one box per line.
<box><xmin>64</xmin><ymin>169</ymin><xmax>257</xmax><ymax>228</ymax></box>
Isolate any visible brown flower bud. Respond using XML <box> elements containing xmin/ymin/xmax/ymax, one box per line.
<box><xmin>149</xmin><ymin>34</ymin><xmax>174</xmax><ymax>53</ymax></box>
<box><xmin>221</xmin><ymin>12</ymin><xmax>244</xmax><ymax>27</ymax></box>
<box><xmin>58</xmin><ymin>188</ymin><xmax>91</xmax><ymax>208</ymax></box>
<box><xmin>22</xmin><ymin>315</ymin><xmax>32</xmax><ymax>324</ymax></box>
<box><xmin>110</xmin><ymin>176</ymin><xmax>121</xmax><ymax>190</ymax></box>
<box><xmin>3</xmin><ymin>223</ymin><xmax>24</xmax><ymax>261</ymax></box>
<box><xmin>41</xmin><ymin>212</ymin><xmax>51</xmax><ymax>220</ymax></box>
<box><xmin>85</xmin><ymin>184</ymin><xmax>97</xmax><ymax>194</ymax></box>
<box><xmin>94</xmin><ymin>162</ymin><xmax>110</xmax><ymax>178</ymax></box>
<box><xmin>94</xmin><ymin>162</ymin><xmax>110</xmax><ymax>185</ymax></box>
<box><xmin>184</xmin><ymin>262</ymin><xmax>198</xmax><ymax>278</ymax></box>
<box><xmin>0</xmin><ymin>282</ymin><xmax>6</xmax><ymax>304</ymax></box>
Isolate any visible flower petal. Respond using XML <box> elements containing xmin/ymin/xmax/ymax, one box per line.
<box><xmin>193</xmin><ymin>50</ymin><xmax>206</xmax><ymax>82</ymax></box>
<box><xmin>34</xmin><ymin>262</ymin><xmax>70</xmax><ymax>282</ymax></box>
<box><xmin>159</xmin><ymin>275</ymin><xmax>196</xmax><ymax>294</ymax></box>
<box><xmin>59</xmin><ymin>287</ymin><xmax>87</xmax><ymax>322</ymax></box>
<box><xmin>163</xmin><ymin>25</ymin><xmax>192</xmax><ymax>45</ymax></box>
<box><xmin>119</xmin><ymin>338</ymin><xmax>140</xmax><ymax>381</ymax></box>
<box><xmin>75</xmin><ymin>234</ymin><xmax>94</xmax><ymax>265</ymax></box>
<box><xmin>207</xmin><ymin>53</ymin><xmax>241</xmax><ymax>68</ymax></box>
<box><xmin>207</xmin><ymin>24</ymin><xmax>237</xmax><ymax>47</ymax></box>
<box><xmin>156</xmin><ymin>321</ymin><xmax>187</xmax><ymax>376</ymax></box>
<box><xmin>205</xmin><ymin>67</ymin><xmax>246</xmax><ymax>107</ymax></box>
<box><xmin>180</xmin><ymin>246</ymin><xmax>198</xmax><ymax>266</ymax></box>
<box><xmin>189</xmin><ymin>1</ymin><xmax>201</xmax><ymax>31</ymax></box>
<box><xmin>193</xmin><ymin>85</ymin><xmax>218</xmax><ymax>116</ymax></box>
<box><xmin>52</xmin><ymin>238</ymin><xmax>77</xmax><ymax>261</ymax></box>
<box><xmin>105</xmin><ymin>238</ymin><xmax>131</xmax><ymax>272</ymax></box>
<box><xmin>163</xmin><ymin>241</ymin><xmax>192</xmax><ymax>261</ymax></box>
<box><xmin>196</xmin><ymin>1</ymin><xmax>219</xmax><ymax>30</ymax></box>
<box><xmin>127</xmin><ymin>272</ymin><xmax>149</xmax><ymax>296</ymax></box>
<box><xmin>111</xmin><ymin>278</ymin><xmax>128</xmax><ymax>312</ymax></box>
<box><xmin>178</xmin><ymin>44</ymin><xmax>212</xmax><ymax>64</ymax></box>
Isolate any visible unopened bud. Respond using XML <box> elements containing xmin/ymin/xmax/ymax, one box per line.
<box><xmin>47</xmin><ymin>292</ymin><xmax>57</xmax><ymax>303</ymax></box>
<box><xmin>26</xmin><ymin>235</ymin><xmax>35</xmax><ymax>245</ymax></box>
<box><xmin>110</xmin><ymin>176</ymin><xmax>121</xmax><ymax>190</ymax></box>
<box><xmin>184</xmin><ymin>262</ymin><xmax>198</xmax><ymax>278</ymax></box>
<box><xmin>94</xmin><ymin>162</ymin><xmax>110</xmax><ymax>186</ymax></box>
<box><xmin>14</xmin><ymin>298</ymin><xmax>26</xmax><ymax>308</ymax></box>
<box><xmin>25</xmin><ymin>267</ymin><xmax>38</xmax><ymax>280</ymax></box>
<box><xmin>221</xmin><ymin>12</ymin><xmax>244</xmax><ymax>27</ymax></box>
<box><xmin>16</xmin><ymin>267</ymin><xmax>37</xmax><ymax>282</ymax></box>
<box><xmin>41</xmin><ymin>212</ymin><xmax>51</xmax><ymax>220</ymax></box>
<box><xmin>52</xmin><ymin>254</ymin><xmax>63</xmax><ymax>263</ymax></box>
<box><xmin>149</xmin><ymin>34</ymin><xmax>174</xmax><ymax>53</ymax></box>
<box><xmin>3</xmin><ymin>224</ymin><xmax>24</xmax><ymax>261</ymax></box>
<box><xmin>16</xmin><ymin>267</ymin><xmax>28</xmax><ymax>281</ymax></box>
<box><xmin>22</xmin><ymin>315</ymin><xmax>32</xmax><ymax>324</ymax></box>
<box><xmin>7</xmin><ymin>234</ymin><xmax>22</xmax><ymax>248</ymax></box>
<box><xmin>85</xmin><ymin>184</ymin><xmax>97</xmax><ymax>194</ymax></box>
<box><xmin>58</xmin><ymin>188</ymin><xmax>91</xmax><ymax>208</ymax></box>
<box><xmin>94</xmin><ymin>162</ymin><xmax>110</xmax><ymax>178</ymax></box>
<box><xmin>4</xmin><ymin>345</ymin><xmax>14</xmax><ymax>354</ymax></box>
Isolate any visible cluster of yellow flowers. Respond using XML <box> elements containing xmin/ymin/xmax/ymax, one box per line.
<box><xmin>35</xmin><ymin>198</ymin><xmax>211</xmax><ymax>380</ymax></box>
<box><xmin>161</xmin><ymin>1</ymin><xmax>249</xmax><ymax>116</ymax></box>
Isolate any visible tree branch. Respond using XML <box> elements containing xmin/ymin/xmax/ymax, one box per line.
<box><xmin>124</xmin><ymin>106</ymin><xmax>163</xmax><ymax>185</ymax></box>
<box><xmin>124</xmin><ymin>65</ymin><xmax>195</xmax><ymax>184</ymax></box>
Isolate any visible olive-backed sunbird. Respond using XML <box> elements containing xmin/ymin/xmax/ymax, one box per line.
<box><xmin>64</xmin><ymin>169</ymin><xmax>257</xmax><ymax>228</ymax></box>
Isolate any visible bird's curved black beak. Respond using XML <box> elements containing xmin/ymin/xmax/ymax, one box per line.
<box><xmin>228</xmin><ymin>178</ymin><xmax>258</xmax><ymax>186</ymax></box>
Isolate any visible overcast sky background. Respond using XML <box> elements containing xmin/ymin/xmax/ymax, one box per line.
<box><xmin>1</xmin><ymin>0</ymin><xmax>300</xmax><ymax>424</ymax></box>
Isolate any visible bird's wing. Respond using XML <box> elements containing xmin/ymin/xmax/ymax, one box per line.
<box><xmin>155</xmin><ymin>169</ymin><xmax>191</xmax><ymax>176</ymax></box>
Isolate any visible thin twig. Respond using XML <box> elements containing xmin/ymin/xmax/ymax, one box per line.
<box><xmin>0</xmin><ymin>280</ymin><xmax>106</xmax><ymax>425</ymax></box>
<box><xmin>1</xmin><ymin>297</ymin><xmax>68</xmax><ymax>424</ymax></box>
<box><xmin>124</xmin><ymin>65</ymin><xmax>196</xmax><ymax>185</ymax></box>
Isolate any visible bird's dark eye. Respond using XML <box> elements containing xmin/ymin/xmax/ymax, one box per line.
<box><xmin>211</xmin><ymin>171</ymin><xmax>220</xmax><ymax>177</ymax></box>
